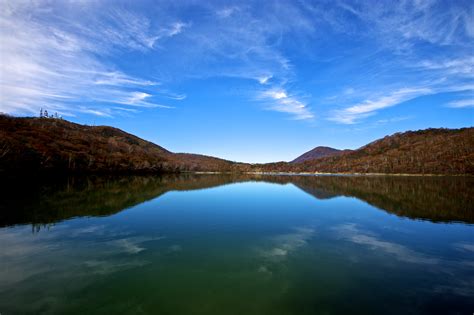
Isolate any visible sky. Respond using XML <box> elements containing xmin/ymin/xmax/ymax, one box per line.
<box><xmin>0</xmin><ymin>0</ymin><xmax>473</xmax><ymax>163</ymax></box>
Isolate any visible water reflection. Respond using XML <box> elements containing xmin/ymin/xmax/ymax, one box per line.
<box><xmin>1</xmin><ymin>174</ymin><xmax>473</xmax><ymax>228</ymax></box>
<box><xmin>1</xmin><ymin>174</ymin><xmax>473</xmax><ymax>314</ymax></box>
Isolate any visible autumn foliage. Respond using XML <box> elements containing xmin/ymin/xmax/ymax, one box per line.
<box><xmin>257</xmin><ymin>128</ymin><xmax>474</xmax><ymax>175</ymax></box>
<box><xmin>0</xmin><ymin>115</ymin><xmax>241</xmax><ymax>173</ymax></box>
<box><xmin>1</xmin><ymin>115</ymin><xmax>472</xmax><ymax>175</ymax></box>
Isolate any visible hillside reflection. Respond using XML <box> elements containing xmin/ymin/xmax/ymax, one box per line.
<box><xmin>1</xmin><ymin>174</ymin><xmax>473</xmax><ymax>229</ymax></box>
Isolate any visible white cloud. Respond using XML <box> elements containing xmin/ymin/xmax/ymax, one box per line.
<box><xmin>346</xmin><ymin>88</ymin><xmax>431</xmax><ymax>114</ymax></box>
<box><xmin>261</xmin><ymin>89</ymin><xmax>314</xmax><ymax>120</ymax></box>
<box><xmin>2</xmin><ymin>0</ymin><xmax>471</xmax><ymax>125</ymax></box>
<box><xmin>78</xmin><ymin>108</ymin><xmax>112</xmax><ymax>117</ymax></box>
<box><xmin>330</xmin><ymin>88</ymin><xmax>431</xmax><ymax>124</ymax></box>
<box><xmin>167</xmin><ymin>22</ymin><xmax>187</xmax><ymax>37</ymax></box>
<box><xmin>447</xmin><ymin>99</ymin><xmax>474</xmax><ymax>108</ymax></box>
<box><xmin>418</xmin><ymin>57</ymin><xmax>474</xmax><ymax>77</ymax></box>
<box><xmin>333</xmin><ymin>0</ymin><xmax>474</xmax><ymax>47</ymax></box>
<box><xmin>375</xmin><ymin>116</ymin><xmax>413</xmax><ymax>125</ymax></box>
<box><xmin>171</xmin><ymin>2</ymin><xmax>317</xmax><ymax>121</ymax></box>
<box><xmin>0</xmin><ymin>2</ymin><xmax>183</xmax><ymax>117</ymax></box>
<box><xmin>306</xmin><ymin>1</ymin><xmax>473</xmax><ymax>125</ymax></box>
<box><xmin>125</xmin><ymin>92</ymin><xmax>151</xmax><ymax>105</ymax></box>
<box><xmin>79</xmin><ymin>8</ymin><xmax>186</xmax><ymax>51</ymax></box>
<box><xmin>93</xmin><ymin>71</ymin><xmax>159</xmax><ymax>86</ymax></box>
<box><xmin>216</xmin><ymin>7</ymin><xmax>239</xmax><ymax>18</ymax></box>
<box><xmin>110</xmin><ymin>92</ymin><xmax>172</xmax><ymax>108</ymax></box>
<box><xmin>258</xmin><ymin>75</ymin><xmax>273</xmax><ymax>85</ymax></box>
<box><xmin>263</xmin><ymin>90</ymin><xmax>287</xmax><ymax>100</ymax></box>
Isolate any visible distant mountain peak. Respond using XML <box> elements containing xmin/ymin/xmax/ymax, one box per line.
<box><xmin>291</xmin><ymin>146</ymin><xmax>347</xmax><ymax>163</ymax></box>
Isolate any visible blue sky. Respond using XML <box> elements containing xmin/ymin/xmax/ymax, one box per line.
<box><xmin>1</xmin><ymin>0</ymin><xmax>473</xmax><ymax>162</ymax></box>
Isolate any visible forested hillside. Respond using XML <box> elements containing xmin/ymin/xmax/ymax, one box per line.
<box><xmin>257</xmin><ymin>128</ymin><xmax>474</xmax><ymax>174</ymax></box>
<box><xmin>1</xmin><ymin>115</ymin><xmax>472</xmax><ymax>175</ymax></box>
<box><xmin>0</xmin><ymin>115</ymin><xmax>242</xmax><ymax>173</ymax></box>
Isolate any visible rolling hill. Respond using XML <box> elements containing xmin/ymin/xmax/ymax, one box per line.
<box><xmin>1</xmin><ymin>115</ymin><xmax>472</xmax><ymax>175</ymax></box>
<box><xmin>0</xmin><ymin>115</ymin><xmax>243</xmax><ymax>173</ymax></box>
<box><xmin>258</xmin><ymin>128</ymin><xmax>474</xmax><ymax>174</ymax></box>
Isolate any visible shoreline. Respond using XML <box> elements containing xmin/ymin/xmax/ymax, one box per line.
<box><xmin>193</xmin><ymin>171</ymin><xmax>473</xmax><ymax>177</ymax></box>
<box><xmin>2</xmin><ymin>170</ymin><xmax>472</xmax><ymax>178</ymax></box>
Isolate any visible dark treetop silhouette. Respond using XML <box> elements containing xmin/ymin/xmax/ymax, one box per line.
<box><xmin>1</xmin><ymin>174</ymin><xmax>473</xmax><ymax>229</ymax></box>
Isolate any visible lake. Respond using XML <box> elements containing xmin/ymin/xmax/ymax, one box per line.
<box><xmin>0</xmin><ymin>174</ymin><xmax>473</xmax><ymax>314</ymax></box>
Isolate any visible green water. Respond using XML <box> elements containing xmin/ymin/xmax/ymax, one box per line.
<box><xmin>0</xmin><ymin>174</ymin><xmax>473</xmax><ymax>314</ymax></box>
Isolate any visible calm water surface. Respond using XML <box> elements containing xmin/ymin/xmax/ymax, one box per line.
<box><xmin>0</xmin><ymin>174</ymin><xmax>473</xmax><ymax>314</ymax></box>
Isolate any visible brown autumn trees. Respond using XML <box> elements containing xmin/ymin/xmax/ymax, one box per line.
<box><xmin>1</xmin><ymin>115</ymin><xmax>473</xmax><ymax>175</ymax></box>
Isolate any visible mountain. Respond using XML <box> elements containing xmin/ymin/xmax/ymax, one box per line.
<box><xmin>0</xmin><ymin>115</ymin><xmax>245</xmax><ymax>174</ymax></box>
<box><xmin>260</xmin><ymin>128</ymin><xmax>474</xmax><ymax>175</ymax></box>
<box><xmin>291</xmin><ymin>146</ymin><xmax>349</xmax><ymax>163</ymax></box>
<box><xmin>1</xmin><ymin>115</ymin><xmax>473</xmax><ymax>175</ymax></box>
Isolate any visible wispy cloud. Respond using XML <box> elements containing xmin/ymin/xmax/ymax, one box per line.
<box><xmin>166</xmin><ymin>2</ymin><xmax>317</xmax><ymax>120</ymax></box>
<box><xmin>332</xmin><ymin>0</ymin><xmax>474</xmax><ymax>47</ymax></box>
<box><xmin>118</xmin><ymin>92</ymin><xmax>171</xmax><ymax>108</ymax></box>
<box><xmin>263</xmin><ymin>90</ymin><xmax>288</xmax><ymax>100</ymax></box>
<box><xmin>418</xmin><ymin>57</ymin><xmax>474</xmax><ymax>77</ymax></box>
<box><xmin>330</xmin><ymin>88</ymin><xmax>431</xmax><ymax>124</ymax></box>
<box><xmin>375</xmin><ymin>116</ymin><xmax>413</xmax><ymax>125</ymax></box>
<box><xmin>1</xmin><ymin>0</ymin><xmax>472</xmax><ymax>126</ymax></box>
<box><xmin>0</xmin><ymin>2</ymin><xmax>184</xmax><ymax>117</ymax></box>
<box><xmin>306</xmin><ymin>1</ymin><xmax>474</xmax><ymax>125</ymax></box>
<box><xmin>258</xmin><ymin>75</ymin><xmax>273</xmax><ymax>85</ymax></box>
<box><xmin>216</xmin><ymin>7</ymin><xmax>240</xmax><ymax>19</ymax></box>
<box><xmin>77</xmin><ymin>108</ymin><xmax>113</xmax><ymax>118</ymax></box>
<box><xmin>261</xmin><ymin>89</ymin><xmax>314</xmax><ymax>120</ymax></box>
<box><xmin>447</xmin><ymin>99</ymin><xmax>474</xmax><ymax>108</ymax></box>
<box><xmin>93</xmin><ymin>71</ymin><xmax>159</xmax><ymax>87</ymax></box>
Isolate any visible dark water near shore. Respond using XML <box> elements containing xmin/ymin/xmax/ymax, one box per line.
<box><xmin>1</xmin><ymin>174</ymin><xmax>473</xmax><ymax>314</ymax></box>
